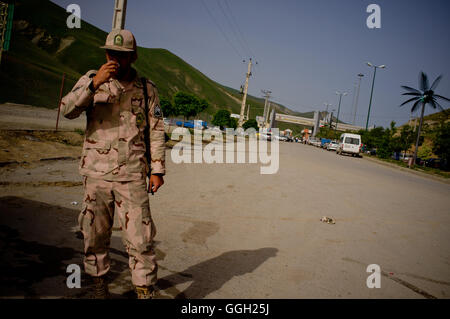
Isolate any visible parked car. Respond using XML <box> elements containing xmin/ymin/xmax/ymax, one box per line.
<box><xmin>175</xmin><ymin>120</ymin><xmax>207</xmax><ymax>129</ymax></box>
<box><xmin>425</xmin><ymin>158</ymin><xmax>448</xmax><ymax>170</ymax></box>
<box><xmin>415</xmin><ymin>157</ymin><xmax>425</xmax><ymax>166</ymax></box>
<box><xmin>259</xmin><ymin>132</ymin><xmax>272</xmax><ymax>141</ymax></box>
<box><xmin>337</xmin><ymin>133</ymin><xmax>362</xmax><ymax>157</ymax></box>
<box><xmin>273</xmin><ymin>135</ymin><xmax>288</xmax><ymax>141</ymax></box>
<box><xmin>327</xmin><ymin>141</ymin><xmax>339</xmax><ymax>151</ymax></box>
<box><xmin>321</xmin><ymin>138</ymin><xmax>331</xmax><ymax>148</ymax></box>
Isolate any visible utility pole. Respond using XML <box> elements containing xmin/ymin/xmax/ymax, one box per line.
<box><xmin>261</xmin><ymin>89</ymin><xmax>271</xmax><ymax>126</ymax></box>
<box><xmin>238</xmin><ymin>58</ymin><xmax>252</xmax><ymax>128</ymax></box>
<box><xmin>366</xmin><ymin>62</ymin><xmax>386</xmax><ymax>130</ymax></box>
<box><xmin>246</xmin><ymin>104</ymin><xmax>250</xmax><ymax>121</ymax></box>
<box><xmin>353</xmin><ymin>73</ymin><xmax>364</xmax><ymax>125</ymax></box>
<box><xmin>334</xmin><ymin>91</ymin><xmax>347</xmax><ymax>136</ymax></box>
<box><xmin>112</xmin><ymin>0</ymin><xmax>127</xmax><ymax>30</ymax></box>
<box><xmin>323</xmin><ymin>102</ymin><xmax>332</xmax><ymax>124</ymax></box>
<box><xmin>266</xmin><ymin>102</ymin><xmax>272</xmax><ymax>127</ymax></box>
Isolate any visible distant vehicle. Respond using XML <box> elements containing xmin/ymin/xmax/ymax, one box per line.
<box><xmin>308</xmin><ymin>138</ymin><xmax>320</xmax><ymax>147</ymax></box>
<box><xmin>321</xmin><ymin>138</ymin><xmax>331</xmax><ymax>148</ymax></box>
<box><xmin>286</xmin><ymin>136</ymin><xmax>294</xmax><ymax>142</ymax></box>
<box><xmin>337</xmin><ymin>133</ymin><xmax>362</xmax><ymax>157</ymax></box>
<box><xmin>175</xmin><ymin>120</ymin><xmax>207</xmax><ymax>129</ymax></box>
<box><xmin>176</xmin><ymin>120</ymin><xmax>194</xmax><ymax>128</ymax></box>
<box><xmin>327</xmin><ymin>141</ymin><xmax>339</xmax><ymax>151</ymax></box>
<box><xmin>392</xmin><ymin>153</ymin><xmax>412</xmax><ymax>162</ymax></box>
<box><xmin>259</xmin><ymin>132</ymin><xmax>272</xmax><ymax>141</ymax></box>
<box><xmin>425</xmin><ymin>158</ymin><xmax>448</xmax><ymax>170</ymax></box>
<box><xmin>273</xmin><ymin>135</ymin><xmax>285</xmax><ymax>141</ymax></box>
<box><xmin>415</xmin><ymin>157</ymin><xmax>425</xmax><ymax>166</ymax></box>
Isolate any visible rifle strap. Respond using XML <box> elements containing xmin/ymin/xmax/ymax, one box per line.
<box><xmin>141</xmin><ymin>77</ymin><xmax>151</xmax><ymax>177</ymax></box>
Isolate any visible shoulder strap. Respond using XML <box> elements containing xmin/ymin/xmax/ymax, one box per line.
<box><xmin>141</xmin><ymin>77</ymin><xmax>151</xmax><ymax>177</ymax></box>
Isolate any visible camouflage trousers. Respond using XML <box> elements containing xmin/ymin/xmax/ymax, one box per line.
<box><xmin>79</xmin><ymin>176</ymin><xmax>157</xmax><ymax>287</ymax></box>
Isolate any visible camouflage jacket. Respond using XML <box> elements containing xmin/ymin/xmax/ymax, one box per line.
<box><xmin>61</xmin><ymin>69</ymin><xmax>165</xmax><ymax>181</ymax></box>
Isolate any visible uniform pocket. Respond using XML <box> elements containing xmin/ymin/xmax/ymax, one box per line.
<box><xmin>81</xmin><ymin>140</ymin><xmax>112</xmax><ymax>173</ymax></box>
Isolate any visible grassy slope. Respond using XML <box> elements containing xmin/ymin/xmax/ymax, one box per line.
<box><xmin>0</xmin><ymin>0</ymin><xmax>311</xmax><ymax>127</ymax></box>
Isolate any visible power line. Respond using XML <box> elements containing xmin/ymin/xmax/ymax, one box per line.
<box><xmin>223</xmin><ymin>0</ymin><xmax>256</xmax><ymax>59</ymax></box>
<box><xmin>200</xmin><ymin>0</ymin><xmax>244</xmax><ymax>59</ymax></box>
<box><xmin>216</xmin><ymin>0</ymin><xmax>251</xmax><ymax>59</ymax></box>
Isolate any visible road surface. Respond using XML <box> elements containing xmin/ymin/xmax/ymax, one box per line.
<box><xmin>0</xmin><ymin>139</ymin><xmax>449</xmax><ymax>299</ymax></box>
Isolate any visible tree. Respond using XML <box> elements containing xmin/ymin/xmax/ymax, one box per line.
<box><xmin>398</xmin><ymin>125</ymin><xmax>415</xmax><ymax>156</ymax></box>
<box><xmin>400</xmin><ymin>72</ymin><xmax>450</xmax><ymax>166</ymax></box>
<box><xmin>212</xmin><ymin>109</ymin><xmax>232</xmax><ymax>129</ymax></box>
<box><xmin>172</xmin><ymin>91</ymin><xmax>209</xmax><ymax>125</ymax></box>
<box><xmin>377</xmin><ymin>121</ymin><xmax>397</xmax><ymax>159</ymax></box>
<box><xmin>242</xmin><ymin>119</ymin><xmax>259</xmax><ymax>130</ymax></box>
<box><xmin>433</xmin><ymin>122</ymin><xmax>450</xmax><ymax>163</ymax></box>
<box><xmin>229</xmin><ymin>117</ymin><xmax>238</xmax><ymax>129</ymax></box>
<box><xmin>358</xmin><ymin>126</ymin><xmax>385</xmax><ymax>150</ymax></box>
<box><xmin>160</xmin><ymin>96</ymin><xmax>177</xmax><ymax>117</ymax></box>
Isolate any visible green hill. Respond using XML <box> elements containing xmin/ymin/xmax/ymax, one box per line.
<box><xmin>0</xmin><ymin>0</ymin><xmax>310</xmax><ymax>125</ymax></box>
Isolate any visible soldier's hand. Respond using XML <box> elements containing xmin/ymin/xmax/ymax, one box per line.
<box><xmin>92</xmin><ymin>61</ymin><xmax>120</xmax><ymax>90</ymax></box>
<box><xmin>148</xmin><ymin>174</ymin><xmax>164</xmax><ymax>193</ymax></box>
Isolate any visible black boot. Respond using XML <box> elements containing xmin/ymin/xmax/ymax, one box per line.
<box><xmin>135</xmin><ymin>285</ymin><xmax>155</xmax><ymax>299</ymax></box>
<box><xmin>92</xmin><ymin>275</ymin><xmax>110</xmax><ymax>299</ymax></box>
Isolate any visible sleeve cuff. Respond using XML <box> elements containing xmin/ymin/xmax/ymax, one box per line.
<box><xmin>76</xmin><ymin>79</ymin><xmax>95</xmax><ymax>108</ymax></box>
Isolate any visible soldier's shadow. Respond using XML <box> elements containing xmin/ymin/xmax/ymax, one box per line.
<box><xmin>156</xmin><ymin>247</ymin><xmax>278</xmax><ymax>299</ymax></box>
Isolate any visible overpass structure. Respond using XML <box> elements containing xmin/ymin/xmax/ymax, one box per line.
<box><xmin>274</xmin><ymin>113</ymin><xmax>365</xmax><ymax>132</ymax></box>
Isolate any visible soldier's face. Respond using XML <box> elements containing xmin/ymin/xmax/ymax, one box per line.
<box><xmin>106</xmin><ymin>50</ymin><xmax>136</xmax><ymax>74</ymax></box>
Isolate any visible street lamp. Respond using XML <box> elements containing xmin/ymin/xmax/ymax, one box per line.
<box><xmin>366</xmin><ymin>62</ymin><xmax>386</xmax><ymax>130</ymax></box>
<box><xmin>334</xmin><ymin>91</ymin><xmax>347</xmax><ymax>137</ymax></box>
<box><xmin>324</xmin><ymin>102</ymin><xmax>332</xmax><ymax>124</ymax></box>
<box><xmin>352</xmin><ymin>73</ymin><xmax>364</xmax><ymax>125</ymax></box>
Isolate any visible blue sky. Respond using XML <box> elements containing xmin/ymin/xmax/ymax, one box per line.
<box><xmin>52</xmin><ymin>0</ymin><xmax>450</xmax><ymax>127</ymax></box>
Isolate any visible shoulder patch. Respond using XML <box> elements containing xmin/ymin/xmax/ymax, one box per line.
<box><xmin>153</xmin><ymin>104</ymin><xmax>163</xmax><ymax>118</ymax></box>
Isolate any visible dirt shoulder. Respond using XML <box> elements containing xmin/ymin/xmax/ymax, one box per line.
<box><xmin>0</xmin><ymin>130</ymin><xmax>83</xmax><ymax>167</ymax></box>
<box><xmin>0</xmin><ymin>103</ymin><xmax>86</xmax><ymax>131</ymax></box>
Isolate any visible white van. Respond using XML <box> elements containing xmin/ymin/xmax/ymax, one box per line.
<box><xmin>337</xmin><ymin>133</ymin><xmax>362</xmax><ymax>157</ymax></box>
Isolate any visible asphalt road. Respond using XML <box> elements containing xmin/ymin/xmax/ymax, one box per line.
<box><xmin>0</xmin><ymin>141</ymin><xmax>449</xmax><ymax>299</ymax></box>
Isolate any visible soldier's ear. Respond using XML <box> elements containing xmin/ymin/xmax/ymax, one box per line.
<box><xmin>131</xmin><ymin>51</ymin><xmax>138</xmax><ymax>63</ymax></box>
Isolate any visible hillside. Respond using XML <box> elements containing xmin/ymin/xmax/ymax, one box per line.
<box><xmin>0</xmin><ymin>0</ymin><xmax>310</xmax><ymax>124</ymax></box>
<box><xmin>399</xmin><ymin>109</ymin><xmax>449</xmax><ymax>129</ymax></box>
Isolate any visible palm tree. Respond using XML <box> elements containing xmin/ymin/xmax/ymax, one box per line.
<box><xmin>400</xmin><ymin>72</ymin><xmax>449</xmax><ymax>167</ymax></box>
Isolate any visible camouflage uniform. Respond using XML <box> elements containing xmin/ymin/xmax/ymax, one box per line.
<box><xmin>61</xmin><ymin>30</ymin><xmax>165</xmax><ymax>289</ymax></box>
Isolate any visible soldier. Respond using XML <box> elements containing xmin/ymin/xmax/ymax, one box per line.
<box><xmin>61</xmin><ymin>29</ymin><xmax>166</xmax><ymax>299</ymax></box>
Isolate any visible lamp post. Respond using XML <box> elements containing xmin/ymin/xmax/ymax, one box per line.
<box><xmin>353</xmin><ymin>73</ymin><xmax>364</xmax><ymax>125</ymax></box>
<box><xmin>329</xmin><ymin>109</ymin><xmax>336</xmax><ymax>139</ymax></box>
<box><xmin>366</xmin><ymin>62</ymin><xmax>386</xmax><ymax>130</ymax></box>
<box><xmin>324</xmin><ymin>102</ymin><xmax>332</xmax><ymax>125</ymax></box>
<box><xmin>334</xmin><ymin>91</ymin><xmax>347</xmax><ymax>137</ymax></box>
